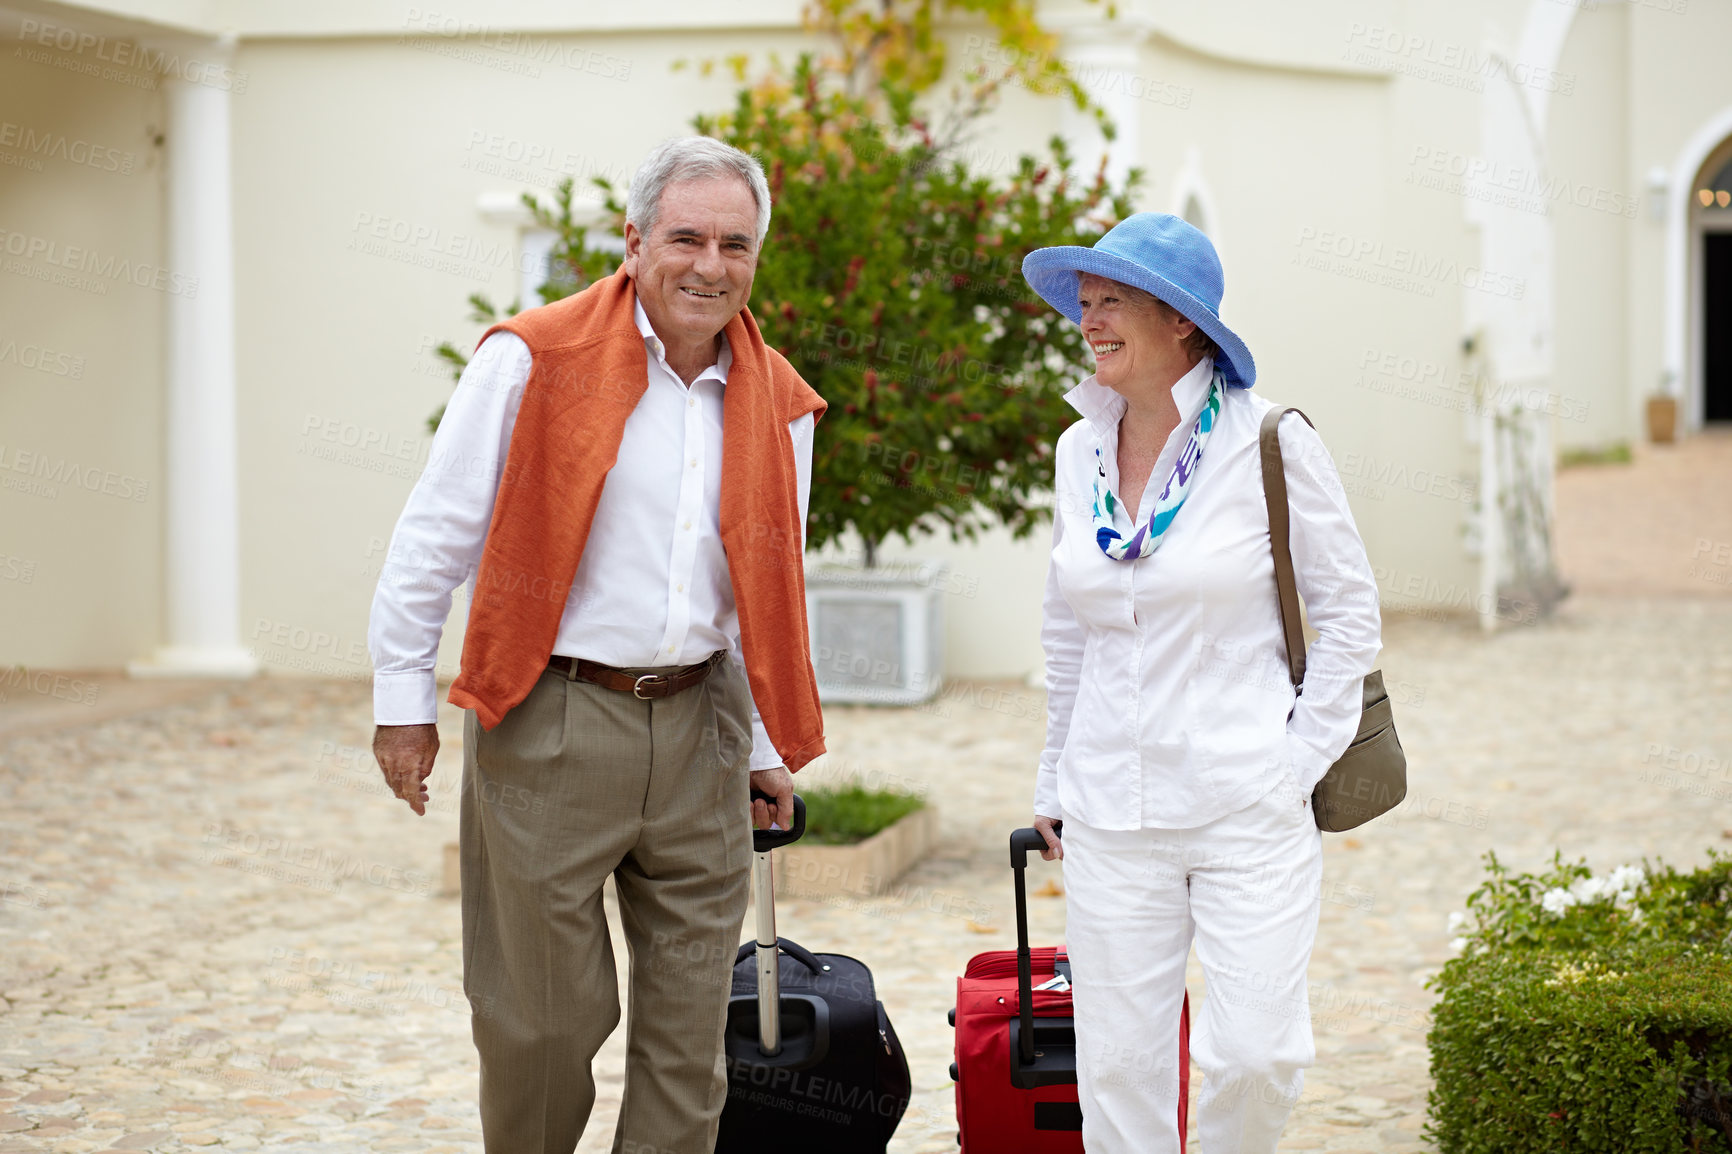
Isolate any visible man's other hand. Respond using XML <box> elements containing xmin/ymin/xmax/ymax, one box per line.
<box><xmin>374</xmin><ymin>723</ymin><xmax>439</xmax><ymax>816</ymax></box>
<box><xmin>748</xmin><ymin>766</ymin><xmax>794</xmax><ymax>831</ymax></box>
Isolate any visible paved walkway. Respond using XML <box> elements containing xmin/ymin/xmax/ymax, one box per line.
<box><xmin>4</xmin><ymin>592</ymin><xmax>1731</xmax><ymax>1152</ymax></box>
<box><xmin>6</xmin><ymin>432</ymin><xmax>1732</xmax><ymax>1152</ymax></box>
<box><xmin>1553</xmin><ymin>428</ymin><xmax>1732</xmax><ymax>596</ymax></box>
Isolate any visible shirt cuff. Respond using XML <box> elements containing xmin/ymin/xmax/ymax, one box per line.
<box><xmin>1034</xmin><ymin>757</ymin><xmax>1061</xmax><ymax>819</ymax></box>
<box><xmin>1287</xmin><ymin>732</ymin><xmax>1336</xmax><ymax>795</ymax></box>
<box><xmin>374</xmin><ymin>671</ymin><xmax>439</xmax><ymax>727</ymax></box>
<box><xmin>747</xmin><ymin>714</ymin><xmax>781</xmax><ymax>770</ymax></box>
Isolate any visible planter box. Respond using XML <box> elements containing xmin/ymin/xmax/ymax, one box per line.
<box><xmin>805</xmin><ymin>561</ymin><xmax>946</xmax><ymax>705</ymax></box>
<box><xmin>1647</xmin><ymin>395</ymin><xmax>1677</xmax><ymax>444</ymax></box>
<box><xmin>774</xmin><ymin>805</ymin><xmax>939</xmax><ymax>899</ymax></box>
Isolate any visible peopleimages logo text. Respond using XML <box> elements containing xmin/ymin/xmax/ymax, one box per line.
<box><xmin>0</xmin><ymin>444</ymin><xmax>150</xmax><ymax>501</ymax></box>
<box><xmin>1342</xmin><ymin>23</ymin><xmax>1574</xmax><ymax>95</ymax></box>
<box><xmin>0</xmin><ymin>121</ymin><xmax>134</xmax><ymax>174</ymax></box>
<box><xmin>1406</xmin><ymin>146</ymin><xmax>1639</xmax><ymax>219</ymax></box>
<box><xmin>15</xmin><ymin>18</ymin><xmax>248</xmax><ymax>92</ymax></box>
<box><xmin>0</xmin><ymin>338</ymin><xmax>84</xmax><ymax>378</ymax></box>
<box><xmin>1295</xmin><ymin>228</ymin><xmax>1525</xmax><ymax>299</ymax></box>
<box><xmin>400</xmin><ymin>8</ymin><xmax>633</xmax><ymax>80</ymax></box>
<box><xmin>0</xmin><ymin>228</ymin><xmax>198</xmax><ymax>297</ymax></box>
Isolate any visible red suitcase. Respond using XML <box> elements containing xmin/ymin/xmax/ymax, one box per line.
<box><xmin>950</xmin><ymin>827</ymin><xmax>1190</xmax><ymax>1151</ymax></box>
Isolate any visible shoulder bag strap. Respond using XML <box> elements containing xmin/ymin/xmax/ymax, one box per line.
<box><xmin>1258</xmin><ymin>406</ymin><xmax>1315</xmax><ymax>692</ymax></box>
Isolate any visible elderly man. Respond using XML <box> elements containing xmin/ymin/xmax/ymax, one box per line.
<box><xmin>368</xmin><ymin>136</ymin><xmax>826</xmax><ymax>1154</ymax></box>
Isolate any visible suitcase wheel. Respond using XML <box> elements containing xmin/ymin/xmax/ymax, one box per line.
<box><xmin>947</xmin><ymin>1007</ymin><xmax>956</xmax><ymax>1027</ymax></box>
<box><xmin>949</xmin><ymin>1061</ymin><xmax>959</xmax><ymax>1082</ymax></box>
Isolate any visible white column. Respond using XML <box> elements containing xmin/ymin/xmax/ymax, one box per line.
<box><xmin>1477</xmin><ymin>406</ymin><xmax>1501</xmax><ymax>634</ymax></box>
<box><xmin>131</xmin><ymin>43</ymin><xmax>257</xmax><ymax>678</ymax></box>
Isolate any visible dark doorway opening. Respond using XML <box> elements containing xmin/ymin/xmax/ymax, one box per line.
<box><xmin>1707</xmin><ymin>232</ymin><xmax>1732</xmax><ymax>422</ymax></box>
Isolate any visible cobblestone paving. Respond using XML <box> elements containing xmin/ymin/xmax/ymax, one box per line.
<box><xmin>3</xmin><ymin>595</ymin><xmax>1731</xmax><ymax>1152</ymax></box>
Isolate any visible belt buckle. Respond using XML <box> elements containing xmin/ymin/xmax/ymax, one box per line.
<box><xmin>633</xmin><ymin>673</ymin><xmax>666</xmax><ymax>699</ymax></box>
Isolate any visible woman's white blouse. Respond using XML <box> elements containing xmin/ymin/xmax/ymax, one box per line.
<box><xmin>1037</xmin><ymin>356</ymin><xmax>1383</xmax><ymax>830</ymax></box>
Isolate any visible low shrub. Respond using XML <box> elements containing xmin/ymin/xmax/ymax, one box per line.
<box><xmin>797</xmin><ymin>784</ymin><xmax>925</xmax><ymax>845</ymax></box>
<box><xmin>1426</xmin><ymin>852</ymin><xmax>1732</xmax><ymax>1153</ymax></box>
<box><xmin>1558</xmin><ymin>442</ymin><xmax>1634</xmax><ymax>468</ymax></box>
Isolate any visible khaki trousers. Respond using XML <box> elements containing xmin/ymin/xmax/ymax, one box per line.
<box><xmin>460</xmin><ymin>656</ymin><xmax>755</xmax><ymax>1154</ymax></box>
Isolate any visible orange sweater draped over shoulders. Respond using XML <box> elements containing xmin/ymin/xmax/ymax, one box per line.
<box><xmin>446</xmin><ymin>269</ymin><xmax>827</xmax><ymax>771</ymax></box>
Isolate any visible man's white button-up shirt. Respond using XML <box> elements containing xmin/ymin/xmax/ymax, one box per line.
<box><xmin>1037</xmin><ymin>356</ymin><xmax>1382</xmax><ymax>830</ymax></box>
<box><xmin>368</xmin><ymin>300</ymin><xmax>816</xmax><ymax>771</ymax></box>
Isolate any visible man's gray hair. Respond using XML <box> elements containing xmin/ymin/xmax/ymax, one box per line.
<box><xmin>625</xmin><ymin>136</ymin><xmax>773</xmax><ymax>246</ymax></box>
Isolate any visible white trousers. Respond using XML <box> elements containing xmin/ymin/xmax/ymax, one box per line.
<box><xmin>1063</xmin><ymin>779</ymin><xmax>1323</xmax><ymax>1154</ymax></box>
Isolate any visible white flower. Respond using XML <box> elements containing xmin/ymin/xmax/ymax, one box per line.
<box><xmin>1447</xmin><ymin>911</ymin><xmax>1468</xmax><ymax>934</ymax></box>
<box><xmin>1569</xmin><ymin>875</ymin><xmax>1609</xmax><ymax>904</ymax></box>
<box><xmin>1448</xmin><ymin>936</ymin><xmax>1468</xmax><ymax>954</ymax></box>
<box><xmin>1630</xmin><ymin>906</ymin><xmax>1645</xmax><ymax>924</ymax></box>
<box><xmin>1540</xmin><ymin>887</ymin><xmax>1577</xmax><ymax>916</ymax></box>
<box><xmin>1608</xmin><ymin>865</ymin><xmax>1646</xmax><ymax>897</ymax></box>
<box><xmin>1609</xmin><ymin>864</ymin><xmax>1645</xmax><ymax>887</ymax></box>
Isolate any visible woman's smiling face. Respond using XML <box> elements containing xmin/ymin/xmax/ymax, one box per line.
<box><xmin>1077</xmin><ymin>273</ymin><xmax>1200</xmax><ymax>393</ymax></box>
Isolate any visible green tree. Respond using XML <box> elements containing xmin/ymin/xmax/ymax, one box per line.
<box><xmin>435</xmin><ymin>0</ymin><xmax>1138</xmax><ymax>562</ymax></box>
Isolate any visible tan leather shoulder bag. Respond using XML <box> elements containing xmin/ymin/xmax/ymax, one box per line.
<box><xmin>1259</xmin><ymin>406</ymin><xmax>1408</xmax><ymax>832</ymax></box>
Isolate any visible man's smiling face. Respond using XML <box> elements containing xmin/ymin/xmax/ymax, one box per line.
<box><xmin>622</xmin><ymin>176</ymin><xmax>760</xmax><ymax>352</ymax></box>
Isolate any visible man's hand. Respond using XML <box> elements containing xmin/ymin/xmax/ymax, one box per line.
<box><xmin>1033</xmin><ymin>814</ymin><xmax>1064</xmax><ymax>861</ymax></box>
<box><xmin>374</xmin><ymin>723</ymin><xmax>439</xmax><ymax>816</ymax></box>
<box><xmin>748</xmin><ymin>766</ymin><xmax>794</xmax><ymax>831</ymax></box>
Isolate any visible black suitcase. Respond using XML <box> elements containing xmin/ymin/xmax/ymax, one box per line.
<box><xmin>714</xmin><ymin>793</ymin><xmax>912</xmax><ymax>1153</ymax></box>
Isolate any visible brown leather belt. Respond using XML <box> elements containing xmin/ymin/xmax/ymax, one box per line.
<box><xmin>547</xmin><ymin>652</ymin><xmax>720</xmax><ymax>699</ymax></box>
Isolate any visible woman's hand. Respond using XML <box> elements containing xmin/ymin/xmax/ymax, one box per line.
<box><xmin>1033</xmin><ymin>814</ymin><xmax>1064</xmax><ymax>861</ymax></box>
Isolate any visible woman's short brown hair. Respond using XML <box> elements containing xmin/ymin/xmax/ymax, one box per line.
<box><xmin>1150</xmin><ymin>296</ymin><xmax>1220</xmax><ymax>362</ymax></box>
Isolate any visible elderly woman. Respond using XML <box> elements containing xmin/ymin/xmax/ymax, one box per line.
<box><xmin>1022</xmin><ymin>214</ymin><xmax>1382</xmax><ymax>1152</ymax></box>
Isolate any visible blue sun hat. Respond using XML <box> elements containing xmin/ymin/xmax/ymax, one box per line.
<box><xmin>1021</xmin><ymin>212</ymin><xmax>1256</xmax><ymax>388</ymax></box>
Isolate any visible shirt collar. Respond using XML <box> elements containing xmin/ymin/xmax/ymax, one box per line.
<box><xmin>1064</xmin><ymin>354</ymin><xmax>1215</xmax><ymax>436</ymax></box>
<box><xmin>634</xmin><ymin>298</ymin><xmax>732</xmax><ymax>382</ymax></box>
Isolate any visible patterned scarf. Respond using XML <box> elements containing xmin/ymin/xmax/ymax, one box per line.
<box><xmin>1091</xmin><ymin>368</ymin><xmax>1224</xmax><ymax>560</ymax></box>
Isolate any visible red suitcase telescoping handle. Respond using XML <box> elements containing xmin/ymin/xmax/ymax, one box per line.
<box><xmin>1000</xmin><ymin>825</ymin><xmax>1191</xmax><ymax>1149</ymax></box>
<box><xmin>1010</xmin><ymin>825</ymin><xmax>1062</xmax><ymax>1072</ymax></box>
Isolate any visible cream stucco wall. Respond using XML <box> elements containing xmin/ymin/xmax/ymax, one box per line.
<box><xmin>228</xmin><ymin>25</ymin><xmax>818</xmax><ymax>681</ymax></box>
<box><xmin>1627</xmin><ymin>1</ymin><xmax>1732</xmax><ymax>431</ymax></box>
<box><xmin>0</xmin><ymin>11</ymin><xmax>165</xmax><ymax>666</ymax></box>
<box><xmin>1550</xmin><ymin>0</ymin><xmax>1631</xmax><ymax>453</ymax></box>
<box><xmin>10</xmin><ymin>0</ymin><xmax>1732</xmax><ymax>677</ymax></box>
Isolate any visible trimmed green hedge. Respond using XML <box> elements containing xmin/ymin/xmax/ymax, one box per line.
<box><xmin>1427</xmin><ymin>853</ymin><xmax>1732</xmax><ymax>1152</ymax></box>
<box><xmin>798</xmin><ymin>784</ymin><xmax>926</xmax><ymax>846</ymax></box>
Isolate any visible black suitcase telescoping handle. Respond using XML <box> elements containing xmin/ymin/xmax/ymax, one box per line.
<box><xmin>749</xmin><ymin>790</ymin><xmax>806</xmax><ymax>1056</ymax></box>
<box><xmin>1009</xmin><ymin>823</ymin><xmax>1062</xmax><ymax>1067</ymax></box>
<box><xmin>732</xmin><ymin>936</ymin><xmax>826</xmax><ymax>973</ymax></box>
<box><xmin>751</xmin><ymin>789</ymin><xmax>806</xmax><ymax>853</ymax></box>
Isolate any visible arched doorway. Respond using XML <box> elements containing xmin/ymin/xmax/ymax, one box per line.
<box><xmin>1695</xmin><ymin>148</ymin><xmax>1732</xmax><ymax>424</ymax></box>
<box><xmin>1665</xmin><ymin>110</ymin><xmax>1732</xmax><ymax>434</ymax></box>
<box><xmin>1168</xmin><ymin>146</ymin><xmax>1219</xmax><ymax>244</ymax></box>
